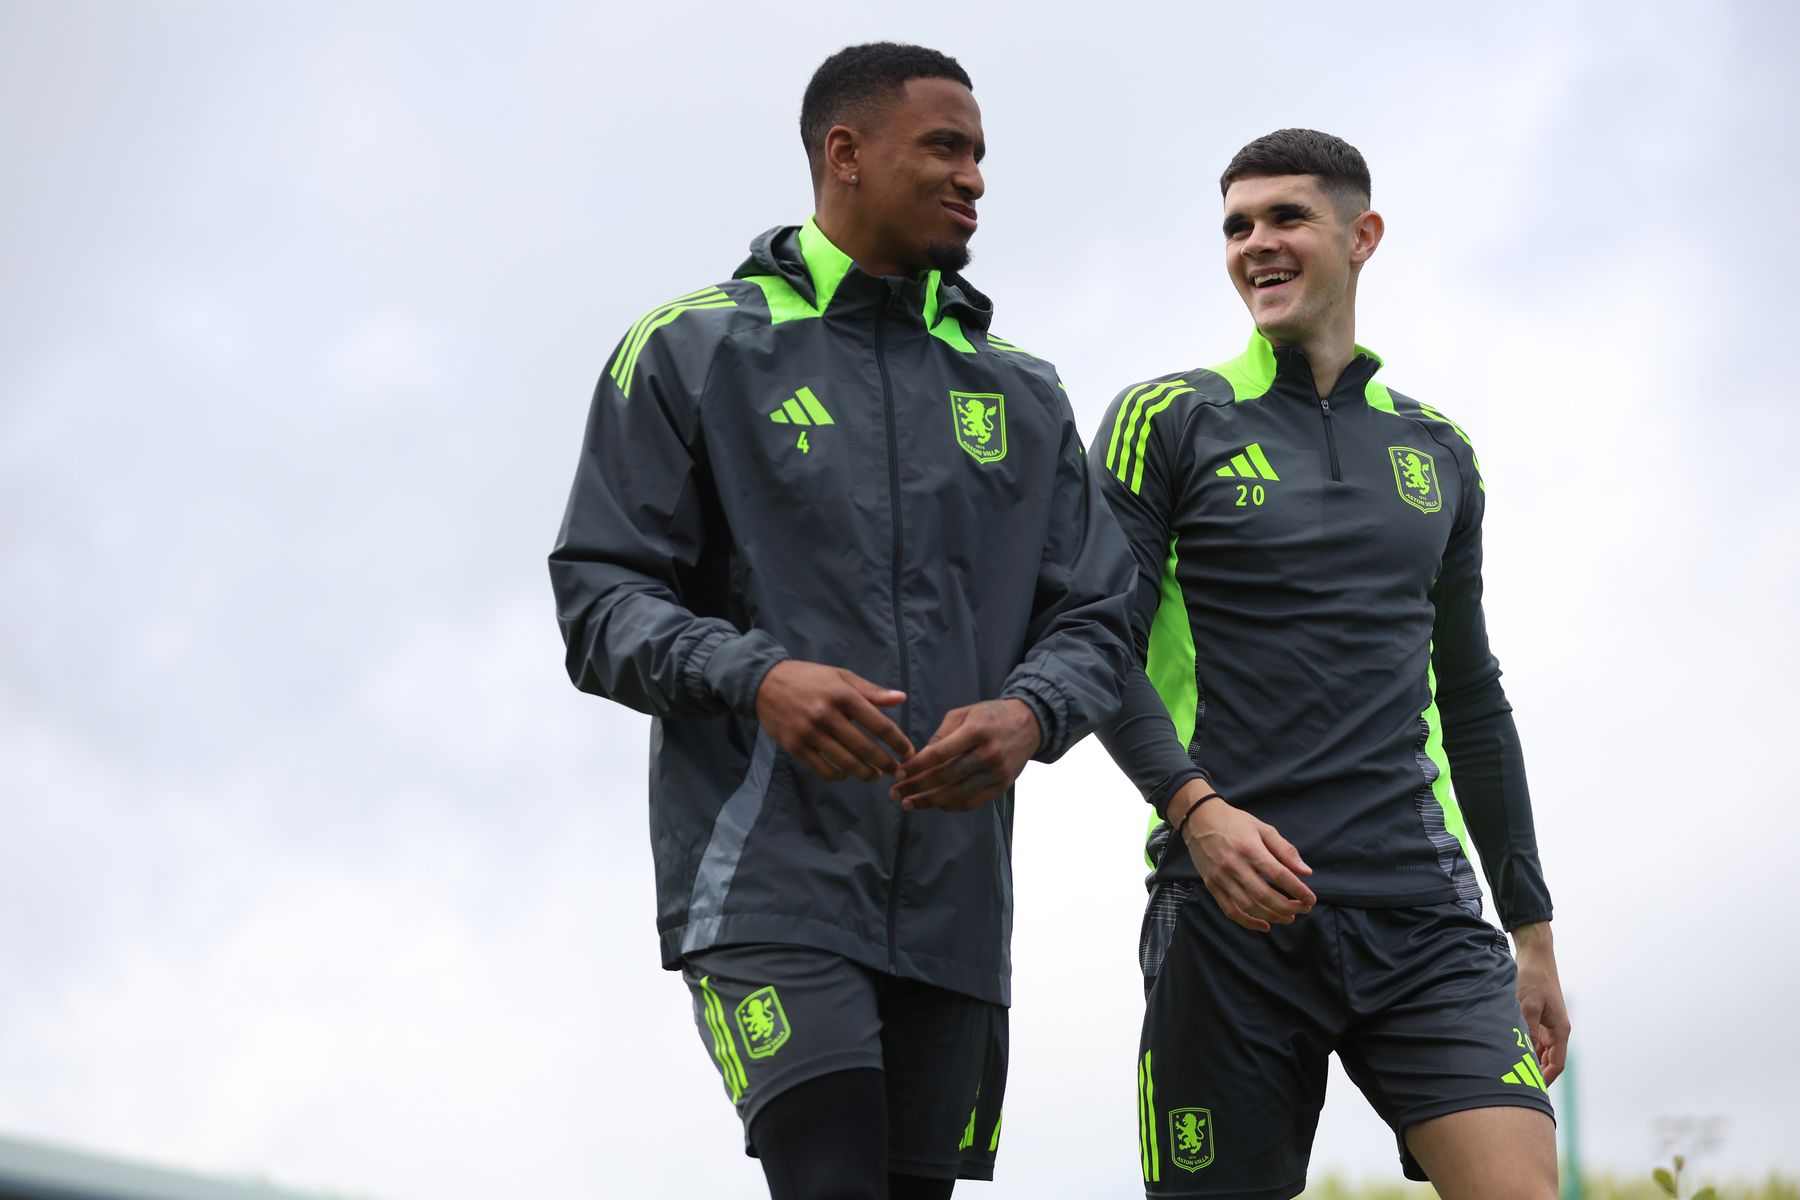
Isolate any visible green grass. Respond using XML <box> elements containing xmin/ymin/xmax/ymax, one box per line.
<box><xmin>1295</xmin><ymin>1175</ymin><xmax>1799</xmax><ymax>1200</ymax></box>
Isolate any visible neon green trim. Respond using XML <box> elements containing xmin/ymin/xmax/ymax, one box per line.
<box><xmin>1365</xmin><ymin>379</ymin><xmax>1397</xmax><ymax>413</ymax></box>
<box><xmin>1130</xmin><ymin>387</ymin><xmax>1190</xmax><ymax>493</ymax></box>
<box><xmin>1353</xmin><ymin>341</ymin><xmax>1384</xmax><ymax>366</ymax></box>
<box><xmin>923</xmin><ymin>273</ymin><xmax>976</xmax><ymax>353</ymax></box>
<box><xmin>1418</xmin><ymin>401</ymin><xmax>1485</xmax><ymax>490</ymax></box>
<box><xmin>988</xmin><ymin>1110</ymin><xmax>1002</xmax><ymax>1152</ymax></box>
<box><xmin>699</xmin><ymin>976</ymin><xmax>747</xmax><ymax>1102</ymax></box>
<box><xmin>1245</xmin><ymin>442</ymin><xmax>1280</xmax><ymax>480</ymax></box>
<box><xmin>1106</xmin><ymin>383</ymin><xmax>1152</xmax><ymax>471</ymax></box>
<box><xmin>931</xmin><ymin>313</ymin><xmax>975</xmax><ymax>352</ymax></box>
<box><xmin>1421</xmin><ymin>658</ymin><xmax>1472</xmax><ymax>862</ymax></box>
<box><xmin>1208</xmin><ymin>332</ymin><xmax>1277</xmax><ymax>401</ymax></box>
<box><xmin>1113</xmin><ymin>381</ymin><xmax>1185</xmax><ymax>486</ymax></box>
<box><xmin>1108</xmin><ymin>385</ymin><xmax>1166</xmax><ymax>478</ymax></box>
<box><xmin>959</xmin><ymin>1103</ymin><xmax>977</xmax><ymax>1151</ymax></box>
<box><xmin>1139</xmin><ymin>1051</ymin><xmax>1160</xmax><ymax>1183</ymax></box>
<box><xmin>1139</xmin><ymin>538</ymin><xmax>1196</xmax><ymax>865</ymax></box>
<box><xmin>610</xmin><ymin>288</ymin><xmax>736</xmax><ymax>397</ymax></box>
<box><xmin>797</xmin><ymin>217</ymin><xmax>853</xmax><ymax>314</ymax></box>
<box><xmin>743</xmin><ymin>274</ymin><xmax>816</xmax><ymax>324</ymax></box>
<box><xmin>794</xmin><ymin>386</ymin><xmax>833</xmax><ymax>425</ymax></box>
<box><xmin>1145</xmin><ymin>537</ymin><xmax>1197</xmax><ymax>749</ymax></box>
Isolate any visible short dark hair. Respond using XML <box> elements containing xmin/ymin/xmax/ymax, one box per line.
<box><xmin>1220</xmin><ymin>128</ymin><xmax>1371</xmax><ymax>217</ymax></box>
<box><xmin>800</xmin><ymin>42</ymin><xmax>973</xmax><ymax>184</ymax></box>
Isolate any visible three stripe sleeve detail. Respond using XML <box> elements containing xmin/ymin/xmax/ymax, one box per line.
<box><xmin>608</xmin><ymin>286</ymin><xmax>737</xmax><ymax>398</ymax></box>
<box><xmin>1107</xmin><ymin>381</ymin><xmax>1194</xmax><ymax>495</ymax></box>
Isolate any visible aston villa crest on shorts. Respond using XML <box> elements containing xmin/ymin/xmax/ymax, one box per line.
<box><xmin>1388</xmin><ymin>445</ymin><xmax>1442</xmax><ymax>514</ymax></box>
<box><xmin>950</xmin><ymin>391</ymin><xmax>1007</xmax><ymax>465</ymax></box>
<box><xmin>734</xmin><ymin>986</ymin><xmax>791</xmax><ymax>1059</ymax></box>
<box><xmin>1168</xmin><ymin>1106</ymin><xmax>1214</xmax><ymax>1172</ymax></box>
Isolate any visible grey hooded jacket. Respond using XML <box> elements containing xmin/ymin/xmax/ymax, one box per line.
<box><xmin>549</xmin><ymin>219</ymin><xmax>1135</xmax><ymax>1004</ymax></box>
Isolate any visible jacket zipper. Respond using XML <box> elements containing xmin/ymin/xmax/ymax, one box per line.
<box><xmin>1319</xmin><ymin>394</ymin><xmax>1342</xmax><ymax>482</ymax></box>
<box><xmin>875</xmin><ymin>286</ymin><xmax>911</xmax><ymax>973</ymax></box>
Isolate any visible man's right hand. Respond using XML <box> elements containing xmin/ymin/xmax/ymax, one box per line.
<box><xmin>754</xmin><ymin>660</ymin><xmax>915</xmax><ymax>782</ymax></box>
<box><xmin>1169</xmin><ymin>781</ymin><xmax>1316</xmax><ymax>933</ymax></box>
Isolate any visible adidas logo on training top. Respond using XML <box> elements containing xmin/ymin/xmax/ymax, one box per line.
<box><xmin>1214</xmin><ymin>442</ymin><xmax>1281</xmax><ymax>481</ymax></box>
<box><xmin>768</xmin><ymin>387</ymin><xmax>834</xmax><ymax>453</ymax></box>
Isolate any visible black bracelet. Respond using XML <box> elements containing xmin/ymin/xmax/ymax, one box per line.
<box><xmin>1172</xmin><ymin>790</ymin><xmax>1218</xmax><ymax>841</ymax></box>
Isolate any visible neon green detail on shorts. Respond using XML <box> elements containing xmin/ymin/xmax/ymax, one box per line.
<box><xmin>1502</xmin><ymin>1053</ymin><xmax>1548</xmax><ymax>1091</ymax></box>
<box><xmin>1168</xmin><ymin>1107</ymin><xmax>1215</xmax><ymax>1173</ymax></box>
<box><xmin>699</xmin><ymin>975</ymin><xmax>748</xmax><ymax>1103</ymax></box>
<box><xmin>1138</xmin><ymin>1050</ymin><xmax>1160</xmax><ymax>1183</ymax></box>
<box><xmin>734</xmin><ymin>986</ymin><xmax>792</xmax><ymax>1059</ymax></box>
<box><xmin>1421</xmin><ymin>658</ymin><xmax>1472</xmax><ymax>863</ymax></box>
<box><xmin>988</xmin><ymin>1109</ymin><xmax>1002</xmax><ymax>1152</ymax></box>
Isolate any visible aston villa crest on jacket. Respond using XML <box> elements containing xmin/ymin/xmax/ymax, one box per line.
<box><xmin>951</xmin><ymin>390</ymin><xmax>1006</xmax><ymax>464</ymax></box>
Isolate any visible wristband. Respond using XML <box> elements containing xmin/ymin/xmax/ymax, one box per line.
<box><xmin>1173</xmin><ymin>790</ymin><xmax>1218</xmax><ymax>841</ymax></box>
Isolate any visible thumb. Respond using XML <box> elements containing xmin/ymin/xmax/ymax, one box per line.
<box><xmin>846</xmin><ymin>671</ymin><xmax>906</xmax><ymax>706</ymax></box>
<box><xmin>925</xmin><ymin>705</ymin><xmax>973</xmax><ymax>745</ymax></box>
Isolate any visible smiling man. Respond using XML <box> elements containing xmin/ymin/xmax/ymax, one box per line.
<box><xmin>1094</xmin><ymin>129</ymin><xmax>1570</xmax><ymax>1198</ymax></box>
<box><xmin>549</xmin><ymin>42</ymin><xmax>1134</xmax><ymax>1200</ymax></box>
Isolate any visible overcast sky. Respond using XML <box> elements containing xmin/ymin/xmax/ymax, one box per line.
<box><xmin>3</xmin><ymin>2</ymin><xmax>1797</xmax><ymax>1197</ymax></box>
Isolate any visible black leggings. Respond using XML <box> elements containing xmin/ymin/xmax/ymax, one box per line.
<box><xmin>749</xmin><ymin>1068</ymin><xmax>956</xmax><ymax>1200</ymax></box>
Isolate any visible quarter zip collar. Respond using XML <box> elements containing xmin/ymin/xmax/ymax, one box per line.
<box><xmin>1266</xmin><ymin>335</ymin><xmax>1384</xmax><ymax>405</ymax></box>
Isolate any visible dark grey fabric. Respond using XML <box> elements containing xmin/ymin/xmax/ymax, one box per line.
<box><xmin>551</xmin><ymin>224</ymin><xmax>1136</xmax><ymax>1004</ymax></box>
<box><xmin>1093</xmin><ymin>337</ymin><xmax>1552</xmax><ymax>927</ymax></box>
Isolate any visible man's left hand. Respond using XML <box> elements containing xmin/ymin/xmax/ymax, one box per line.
<box><xmin>888</xmin><ymin>699</ymin><xmax>1042</xmax><ymax>812</ymax></box>
<box><xmin>1512</xmin><ymin>921</ymin><xmax>1571</xmax><ymax>1084</ymax></box>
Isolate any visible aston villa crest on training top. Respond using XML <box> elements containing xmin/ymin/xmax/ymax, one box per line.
<box><xmin>950</xmin><ymin>391</ymin><xmax>1007</xmax><ymax>465</ymax></box>
<box><xmin>1388</xmin><ymin>445</ymin><xmax>1442</xmax><ymax>514</ymax></box>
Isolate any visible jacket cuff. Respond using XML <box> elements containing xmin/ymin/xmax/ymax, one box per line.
<box><xmin>686</xmin><ymin>627</ymin><xmax>790</xmax><ymax>716</ymax></box>
<box><xmin>1500</xmin><ymin>907</ymin><xmax>1554</xmax><ymax>933</ymax></box>
<box><xmin>1002</xmin><ymin>675</ymin><xmax>1069</xmax><ymax>761</ymax></box>
<box><xmin>1148</xmin><ymin>767</ymin><xmax>1210</xmax><ymax>818</ymax></box>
